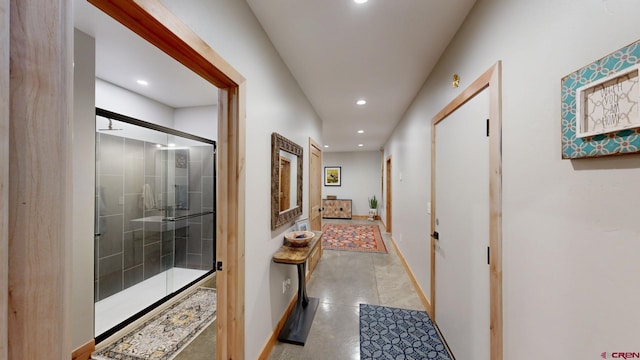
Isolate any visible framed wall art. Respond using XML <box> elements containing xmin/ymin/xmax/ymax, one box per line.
<box><xmin>324</xmin><ymin>166</ymin><xmax>341</xmax><ymax>186</ymax></box>
<box><xmin>295</xmin><ymin>218</ymin><xmax>310</xmax><ymax>232</ymax></box>
<box><xmin>561</xmin><ymin>39</ymin><xmax>640</xmax><ymax>159</ymax></box>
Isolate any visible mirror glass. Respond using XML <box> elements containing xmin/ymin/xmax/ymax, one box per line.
<box><xmin>271</xmin><ymin>133</ymin><xmax>303</xmax><ymax>229</ymax></box>
<box><xmin>279</xmin><ymin>150</ymin><xmax>298</xmax><ymax>213</ymax></box>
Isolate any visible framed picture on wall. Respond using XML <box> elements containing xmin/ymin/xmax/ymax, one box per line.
<box><xmin>324</xmin><ymin>166</ymin><xmax>341</xmax><ymax>186</ymax></box>
<box><xmin>295</xmin><ymin>218</ymin><xmax>310</xmax><ymax>232</ymax></box>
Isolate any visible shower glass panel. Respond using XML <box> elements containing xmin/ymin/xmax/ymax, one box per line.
<box><xmin>94</xmin><ymin>110</ymin><xmax>216</xmax><ymax>339</ymax></box>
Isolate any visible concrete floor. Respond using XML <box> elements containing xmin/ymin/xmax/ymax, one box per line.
<box><xmin>176</xmin><ymin>219</ymin><xmax>425</xmax><ymax>359</ymax></box>
<box><xmin>269</xmin><ymin>219</ymin><xmax>424</xmax><ymax>360</ymax></box>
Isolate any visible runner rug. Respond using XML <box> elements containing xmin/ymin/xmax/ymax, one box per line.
<box><xmin>360</xmin><ymin>304</ymin><xmax>451</xmax><ymax>360</ymax></box>
<box><xmin>92</xmin><ymin>287</ymin><xmax>216</xmax><ymax>360</ymax></box>
<box><xmin>321</xmin><ymin>224</ymin><xmax>387</xmax><ymax>253</ymax></box>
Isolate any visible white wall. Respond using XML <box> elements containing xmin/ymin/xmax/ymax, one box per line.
<box><xmin>174</xmin><ymin>105</ymin><xmax>217</xmax><ymax>141</ymax></box>
<box><xmin>71</xmin><ymin>29</ymin><xmax>96</xmax><ymax>350</ymax></box>
<box><xmin>323</xmin><ymin>151</ymin><xmax>382</xmax><ymax>216</ymax></box>
<box><xmin>96</xmin><ymin>78</ymin><xmax>175</xmax><ymax>128</ymax></box>
<box><xmin>385</xmin><ymin>0</ymin><xmax>640</xmax><ymax>358</ymax></box>
<box><xmin>159</xmin><ymin>1</ymin><xmax>323</xmax><ymax>358</ymax></box>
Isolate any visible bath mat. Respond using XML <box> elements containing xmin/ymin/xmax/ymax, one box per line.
<box><xmin>322</xmin><ymin>224</ymin><xmax>387</xmax><ymax>253</ymax></box>
<box><xmin>92</xmin><ymin>287</ymin><xmax>216</xmax><ymax>360</ymax></box>
<box><xmin>360</xmin><ymin>304</ymin><xmax>451</xmax><ymax>360</ymax></box>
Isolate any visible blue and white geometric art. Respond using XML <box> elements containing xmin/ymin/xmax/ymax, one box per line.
<box><xmin>561</xmin><ymin>39</ymin><xmax>640</xmax><ymax>159</ymax></box>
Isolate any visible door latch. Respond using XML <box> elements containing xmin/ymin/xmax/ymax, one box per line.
<box><xmin>216</xmin><ymin>261</ymin><xmax>223</xmax><ymax>271</ymax></box>
<box><xmin>431</xmin><ymin>231</ymin><xmax>439</xmax><ymax>240</ymax></box>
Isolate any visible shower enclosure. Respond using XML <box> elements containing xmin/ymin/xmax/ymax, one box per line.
<box><xmin>94</xmin><ymin>108</ymin><xmax>216</xmax><ymax>339</ymax></box>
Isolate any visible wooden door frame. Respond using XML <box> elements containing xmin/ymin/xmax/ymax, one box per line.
<box><xmin>1</xmin><ymin>0</ymin><xmax>8</xmax><ymax>357</ymax></box>
<box><xmin>87</xmin><ymin>1</ymin><xmax>246</xmax><ymax>359</ymax></box>
<box><xmin>309</xmin><ymin>138</ymin><xmax>322</xmax><ymax>231</ymax></box>
<box><xmin>430</xmin><ymin>62</ymin><xmax>502</xmax><ymax>360</ymax></box>
<box><xmin>385</xmin><ymin>156</ymin><xmax>392</xmax><ymax>233</ymax></box>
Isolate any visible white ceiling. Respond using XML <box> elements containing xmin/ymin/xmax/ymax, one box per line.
<box><xmin>73</xmin><ymin>0</ymin><xmax>476</xmax><ymax>151</ymax></box>
<box><xmin>246</xmin><ymin>0</ymin><xmax>476</xmax><ymax>152</ymax></box>
<box><xmin>73</xmin><ymin>0</ymin><xmax>218</xmax><ymax>109</ymax></box>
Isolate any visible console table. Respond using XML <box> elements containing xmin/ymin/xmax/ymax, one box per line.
<box><xmin>322</xmin><ymin>198</ymin><xmax>352</xmax><ymax>219</ymax></box>
<box><xmin>272</xmin><ymin>231</ymin><xmax>322</xmax><ymax>345</ymax></box>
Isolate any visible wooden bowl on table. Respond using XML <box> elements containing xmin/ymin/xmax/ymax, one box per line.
<box><xmin>284</xmin><ymin>231</ymin><xmax>315</xmax><ymax>247</ymax></box>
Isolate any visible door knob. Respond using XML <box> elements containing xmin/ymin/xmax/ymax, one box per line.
<box><xmin>431</xmin><ymin>231</ymin><xmax>439</xmax><ymax>240</ymax></box>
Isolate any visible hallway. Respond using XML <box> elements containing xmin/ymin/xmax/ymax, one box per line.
<box><xmin>269</xmin><ymin>219</ymin><xmax>426</xmax><ymax>359</ymax></box>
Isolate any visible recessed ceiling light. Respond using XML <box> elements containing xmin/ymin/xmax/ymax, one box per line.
<box><xmin>357</xmin><ymin>130</ymin><xmax>364</xmax><ymax>134</ymax></box>
<box><xmin>168</xmin><ymin>143</ymin><xmax>176</xmax><ymax>147</ymax></box>
<box><xmin>137</xmin><ymin>79</ymin><xmax>149</xmax><ymax>86</ymax></box>
<box><xmin>356</xmin><ymin>99</ymin><xmax>367</xmax><ymax>105</ymax></box>
<box><xmin>354</xmin><ymin>0</ymin><xmax>368</xmax><ymax>3</ymax></box>
<box><xmin>358</xmin><ymin>144</ymin><xmax>364</xmax><ymax>147</ymax></box>
<box><xmin>156</xmin><ymin>144</ymin><xmax>162</xmax><ymax>148</ymax></box>
<box><xmin>324</xmin><ymin>145</ymin><xmax>329</xmax><ymax>148</ymax></box>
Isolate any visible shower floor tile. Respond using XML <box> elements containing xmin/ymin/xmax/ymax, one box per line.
<box><xmin>95</xmin><ymin>267</ymin><xmax>208</xmax><ymax>336</ymax></box>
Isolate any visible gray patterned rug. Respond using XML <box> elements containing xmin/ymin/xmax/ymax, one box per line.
<box><xmin>92</xmin><ymin>287</ymin><xmax>216</xmax><ymax>360</ymax></box>
<box><xmin>360</xmin><ymin>304</ymin><xmax>451</xmax><ymax>359</ymax></box>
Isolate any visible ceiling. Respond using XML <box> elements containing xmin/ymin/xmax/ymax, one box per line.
<box><xmin>246</xmin><ymin>0</ymin><xmax>476</xmax><ymax>152</ymax></box>
<box><xmin>73</xmin><ymin>0</ymin><xmax>218</xmax><ymax>109</ymax></box>
<box><xmin>74</xmin><ymin>0</ymin><xmax>476</xmax><ymax>152</ymax></box>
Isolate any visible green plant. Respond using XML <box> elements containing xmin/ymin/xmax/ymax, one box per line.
<box><xmin>368</xmin><ymin>195</ymin><xmax>378</xmax><ymax>209</ymax></box>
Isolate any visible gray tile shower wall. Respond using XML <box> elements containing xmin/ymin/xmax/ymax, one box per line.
<box><xmin>96</xmin><ymin>135</ymin><xmax>215</xmax><ymax>302</ymax></box>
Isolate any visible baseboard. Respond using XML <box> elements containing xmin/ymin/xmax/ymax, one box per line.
<box><xmin>352</xmin><ymin>215</ymin><xmax>368</xmax><ymax>220</ymax></box>
<box><xmin>71</xmin><ymin>339</ymin><xmax>95</xmax><ymax>360</ymax></box>
<box><xmin>257</xmin><ymin>293</ymin><xmax>298</xmax><ymax>360</ymax></box>
<box><xmin>390</xmin><ymin>236</ymin><xmax>433</xmax><ymax>316</ymax></box>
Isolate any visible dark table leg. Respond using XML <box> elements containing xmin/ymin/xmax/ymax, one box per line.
<box><xmin>277</xmin><ymin>262</ymin><xmax>319</xmax><ymax>345</ymax></box>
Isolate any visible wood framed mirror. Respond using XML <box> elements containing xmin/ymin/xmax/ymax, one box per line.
<box><xmin>271</xmin><ymin>132</ymin><xmax>303</xmax><ymax>229</ymax></box>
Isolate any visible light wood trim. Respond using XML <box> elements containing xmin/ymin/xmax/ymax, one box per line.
<box><xmin>87</xmin><ymin>0</ymin><xmax>244</xmax><ymax>88</ymax></box>
<box><xmin>488</xmin><ymin>61</ymin><xmax>504</xmax><ymax>360</ymax></box>
<box><xmin>385</xmin><ymin>156</ymin><xmax>392</xmax><ymax>233</ymax></box>
<box><xmin>71</xmin><ymin>340</ymin><xmax>95</xmax><ymax>360</ymax></box>
<box><xmin>257</xmin><ymin>294</ymin><xmax>298</xmax><ymax>360</ymax></box>
<box><xmin>432</xmin><ymin>67</ymin><xmax>493</xmax><ymax>126</ymax></box>
<box><xmin>0</xmin><ymin>0</ymin><xmax>8</xmax><ymax>357</ymax></box>
<box><xmin>390</xmin><ymin>237</ymin><xmax>431</xmax><ymax>313</ymax></box>
<box><xmin>430</xmin><ymin>61</ymin><xmax>502</xmax><ymax>360</ymax></box>
<box><xmin>309</xmin><ymin>138</ymin><xmax>323</xmax><ymax>231</ymax></box>
<box><xmin>8</xmin><ymin>0</ymin><xmax>73</xmax><ymax>358</ymax></box>
<box><xmin>88</xmin><ymin>1</ymin><xmax>246</xmax><ymax>359</ymax></box>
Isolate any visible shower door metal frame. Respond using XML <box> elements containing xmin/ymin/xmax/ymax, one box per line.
<box><xmin>94</xmin><ymin>107</ymin><xmax>217</xmax><ymax>343</ymax></box>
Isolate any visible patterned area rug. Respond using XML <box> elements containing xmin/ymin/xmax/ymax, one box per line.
<box><xmin>360</xmin><ymin>304</ymin><xmax>451</xmax><ymax>360</ymax></box>
<box><xmin>92</xmin><ymin>287</ymin><xmax>216</xmax><ymax>360</ymax></box>
<box><xmin>322</xmin><ymin>224</ymin><xmax>387</xmax><ymax>253</ymax></box>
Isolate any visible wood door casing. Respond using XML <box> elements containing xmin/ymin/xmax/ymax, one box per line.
<box><xmin>385</xmin><ymin>156</ymin><xmax>392</xmax><ymax>233</ymax></box>
<box><xmin>88</xmin><ymin>1</ymin><xmax>247</xmax><ymax>359</ymax></box>
<box><xmin>430</xmin><ymin>62</ymin><xmax>502</xmax><ymax>360</ymax></box>
<box><xmin>309</xmin><ymin>138</ymin><xmax>322</xmax><ymax>231</ymax></box>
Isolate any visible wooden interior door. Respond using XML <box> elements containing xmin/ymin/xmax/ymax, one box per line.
<box><xmin>385</xmin><ymin>156</ymin><xmax>392</xmax><ymax>233</ymax></box>
<box><xmin>434</xmin><ymin>89</ymin><xmax>490</xmax><ymax>360</ymax></box>
<box><xmin>309</xmin><ymin>139</ymin><xmax>322</xmax><ymax>231</ymax></box>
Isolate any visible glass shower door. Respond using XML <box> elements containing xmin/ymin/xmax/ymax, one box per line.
<box><xmin>94</xmin><ymin>110</ymin><xmax>215</xmax><ymax>339</ymax></box>
<box><xmin>163</xmin><ymin>134</ymin><xmax>216</xmax><ymax>293</ymax></box>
